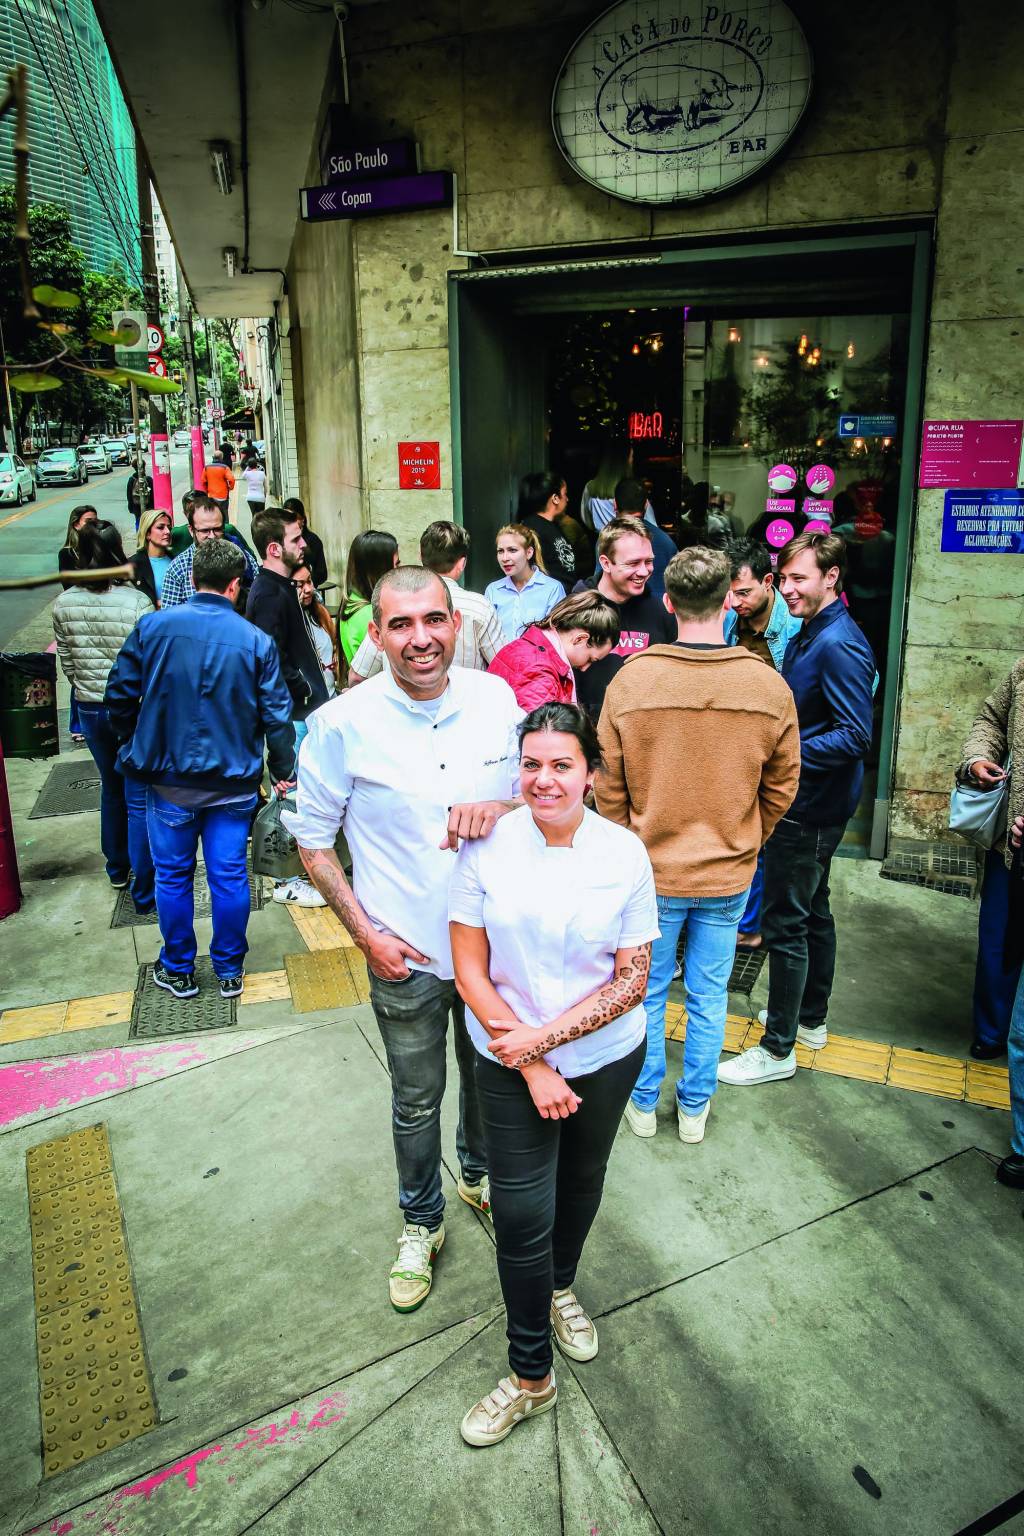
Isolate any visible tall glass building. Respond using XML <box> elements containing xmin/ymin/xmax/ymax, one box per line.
<box><xmin>0</xmin><ymin>0</ymin><xmax>141</xmax><ymax>280</ymax></box>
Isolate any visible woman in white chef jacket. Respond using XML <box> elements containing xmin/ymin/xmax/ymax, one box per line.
<box><xmin>449</xmin><ymin>701</ymin><xmax>659</xmax><ymax>1448</ymax></box>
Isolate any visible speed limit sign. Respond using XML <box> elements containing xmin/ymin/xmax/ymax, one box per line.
<box><xmin>148</xmin><ymin>323</ymin><xmax>165</xmax><ymax>352</ymax></box>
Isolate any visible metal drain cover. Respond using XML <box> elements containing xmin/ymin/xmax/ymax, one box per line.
<box><xmin>880</xmin><ymin>839</ymin><xmax>980</xmax><ymax>899</ymax></box>
<box><xmin>129</xmin><ymin>958</ymin><xmax>237</xmax><ymax>1038</ymax></box>
<box><xmin>111</xmin><ymin>869</ymin><xmax>264</xmax><ymax>928</ymax></box>
<box><xmin>29</xmin><ymin>758</ymin><xmax>102</xmax><ymax>819</ymax></box>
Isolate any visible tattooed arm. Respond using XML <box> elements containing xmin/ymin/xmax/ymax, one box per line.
<box><xmin>487</xmin><ymin>943</ymin><xmax>652</xmax><ymax>1069</ymax></box>
<box><xmin>298</xmin><ymin>846</ymin><xmax>428</xmax><ymax>981</ymax></box>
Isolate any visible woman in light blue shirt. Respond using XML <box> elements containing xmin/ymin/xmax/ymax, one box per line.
<box><xmin>485</xmin><ymin>524</ymin><xmax>565</xmax><ymax>642</ymax></box>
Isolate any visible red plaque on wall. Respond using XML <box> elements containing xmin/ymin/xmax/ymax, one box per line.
<box><xmin>398</xmin><ymin>441</ymin><xmax>441</xmax><ymax>490</ymax></box>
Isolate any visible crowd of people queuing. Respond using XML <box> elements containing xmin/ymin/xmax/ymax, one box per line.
<box><xmin>51</xmin><ymin>456</ymin><xmax>1024</xmax><ymax>1450</ymax></box>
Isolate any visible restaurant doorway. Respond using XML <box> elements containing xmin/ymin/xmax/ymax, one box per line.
<box><xmin>451</xmin><ymin>230</ymin><xmax>930</xmax><ymax>854</ymax></box>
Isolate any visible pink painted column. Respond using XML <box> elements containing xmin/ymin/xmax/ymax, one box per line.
<box><xmin>150</xmin><ymin>432</ymin><xmax>173</xmax><ymax>513</ymax></box>
<box><xmin>190</xmin><ymin>426</ymin><xmax>206</xmax><ymax>491</ymax></box>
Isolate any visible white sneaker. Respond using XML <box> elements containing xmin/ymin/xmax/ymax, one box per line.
<box><xmin>717</xmin><ymin>1044</ymin><xmax>796</xmax><ymax>1085</ymax></box>
<box><xmin>389</xmin><ymin>1222</ymin><xmax>444</xmax><ymax>1312</ymax></box>
<box><xmin>756</xmin><ymin>1009</ymin><xmax>828</xmax><ymax>1050</ymax></box>
<box><xmin>676</xmin><ymin>1101</ymin><xmax>710</xmax><ymax>1143</ymax></box>
<box><xmin>272</xmin><ymin>876</ymin><xmax>327</xmax><ymax>908</ymax></box>
<box><xmin>624</xmin><ymin>1099</ymin><xmax>657</xmax><ymax>1138</ymax></box>
<box><xmin>672</xmin><ymin>960</ymin><xmax>682</xmax><ymax>980</ymax></box>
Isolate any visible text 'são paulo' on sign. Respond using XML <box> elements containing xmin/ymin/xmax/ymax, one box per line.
<box><xmin>552</xmin><ymin>1</ymin><xmax>813</xmax><ymax>204</ymax></box>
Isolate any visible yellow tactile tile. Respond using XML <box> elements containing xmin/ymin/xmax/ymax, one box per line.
<box><xmin>965</xmin><ymin>1062</ymin><xmax>1012</xmax><ymax>1111</ymax></box>
<box><xmin>287</xmin><ymin>903</ymin><xmax>356</xmax><ymax>951</ymax></box>
<box><xmin>811</xmin><ymin>1036</ymin><xmax>892</xmax><ymax>1085</ymax></box>
<box><xmin>284</xmin><ymin>947</ymin><xmax>371</xmax><ymax>1011</ymax></box>
<box><xmin>27</xmin><ymin>1125</ymin><xmax>157</xmax><ymax>1477</ymax></box>
<box><xmin>0</xmin><ymin>1002</ymin><xmax>68</xmax><ymax>1043</ymax></box>
<box><xmin>887</xmin><ymin>1048</ymin><xmax>967</xmax><ymax>1100</ymax></box>
<box><xmin>239</xmin><ymin>969</ymin><xmax>292</xmax><ymax>1005</ymax></box>
<box><xmin>64</xmin><ymin>993</ymin><xmax>134</xmax><ymax>1031</ymax></box>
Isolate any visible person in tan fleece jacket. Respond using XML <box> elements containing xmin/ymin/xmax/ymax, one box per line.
<box><xmin>596</xmin><ymin>546</ymin><xmax>800</xmax><ymax>1144</ymax></box>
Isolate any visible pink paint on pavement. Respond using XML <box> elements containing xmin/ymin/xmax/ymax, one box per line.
<box><xmin>0</xmin><ymin>1042</ymin><xmax>209</xmax><ymax>1128</ymax></box>
<box><xmin>23</xmin><ymin>1395</ymin><xmax>350</xmax><ymax>1535</ymax></box>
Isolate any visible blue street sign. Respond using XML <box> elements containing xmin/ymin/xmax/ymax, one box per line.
<box><xmin>838</xmin><ymin>413</ymin><xmax>898</xmax><ymax>439</ymax></box>
<box><xmin>941</xmin><ymin>490</ymin><xmax>1024</xmax><ymax>553</ymax></box>
<box><xmin>300</xmin><ymin>172</ymin><xmax>453</xmax><ymax>222</ymax></box>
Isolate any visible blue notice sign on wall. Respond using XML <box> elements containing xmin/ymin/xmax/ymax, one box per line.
<box><xmin>941</xmin><ymin>490</ymin><xmax>1024</xmax><ymax>553</ymax></box>
<box><xmin>838</xmin><ymin>413</ymin><xmax>898</xmax><ymax>439</ymax></box>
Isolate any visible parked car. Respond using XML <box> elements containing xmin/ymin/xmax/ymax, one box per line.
<box><xmin>35</xmin><ymin>446</ymin><xmax>89</xmax><ymax>487</ymax></box>
<box><xmin>79</xmin><ymin>442</ymin><xmax>112</xmax><ymax>474</ymax></box>
<box><xmin>101</xmin><ymin>437</ymin><xmax>129</xmax><ymax>465</ymax></box>
<box><xmin>0</xmin><ymin>452</ymin><xmax>36</xmax><ymax>505</ymax></box>
<box><xmin>172</xmin><ymin>428</ymin><xmax>190</xmax><ymax>447</ymax></box>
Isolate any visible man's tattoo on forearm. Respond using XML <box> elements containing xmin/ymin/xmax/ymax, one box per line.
<box><xmin>509</xmin><ymin>944</ymin><xmax>653</xmax><ymax>1067</ymax></box>
<box><xmin>298</xmin><ymin>846</ymin><xmax>372</xmax><ymax>949</ymax></box>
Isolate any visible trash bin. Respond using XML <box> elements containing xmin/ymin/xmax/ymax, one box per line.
<box><xmin>0</xmin><ymin>652</ymin><xmax>60</xmax><ymax>758</ymax></box>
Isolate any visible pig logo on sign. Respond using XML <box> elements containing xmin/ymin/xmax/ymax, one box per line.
<box><xmin>621</xmin><ymin>58</ymin><xmax>738</xmax><ymax>137</ymax></box>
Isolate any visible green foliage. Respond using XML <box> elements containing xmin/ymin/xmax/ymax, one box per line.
<box><xmin>10</xmin><ymin>371</ymin><xmax>61</xmax><ymax>392</ymax></box>
<box><xmin>0</xmin><ymin>184</ymin><xmax>147</xmax><ymax>438</ymax></box>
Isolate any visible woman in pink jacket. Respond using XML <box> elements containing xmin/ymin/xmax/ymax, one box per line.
<box><xmin>487</xmin><ymin>590</ymin><xmax>620</xmax><ymax>712</ymax></box>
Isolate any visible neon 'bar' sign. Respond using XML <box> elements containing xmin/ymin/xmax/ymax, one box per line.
<box><xmin>629</xmin><ymin>410</ymin><xmax>663</xmax><ymax>440</ymax></box>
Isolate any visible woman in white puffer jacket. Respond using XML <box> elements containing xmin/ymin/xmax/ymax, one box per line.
<box><xmin>52</xmin><ymin>521</ymin><xmax>155</xmax><ymax>911</ymax></box>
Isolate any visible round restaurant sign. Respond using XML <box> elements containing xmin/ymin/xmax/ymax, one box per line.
<box><xmin>552</xmin><ymin>1</ymin><xmax>813</xmax><ymax>205</ymax></box>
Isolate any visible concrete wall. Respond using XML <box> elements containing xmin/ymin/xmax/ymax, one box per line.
<box><xmin>285</xmin><ymin>0</ymin><xmax>1023</xmax><ymax>837</ymax></box>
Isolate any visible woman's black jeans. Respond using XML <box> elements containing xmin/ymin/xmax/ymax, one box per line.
<box><xmin>474</xmin><ymin>1040</ymin><xmax>644</xmax><ymax>1380</ymax></box>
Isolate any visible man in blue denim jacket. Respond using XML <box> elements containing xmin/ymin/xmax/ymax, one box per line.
<box><xmin>719</xmin><ymin>531</ymin><xmax>875</xmax><ymax>1087</ymax></box>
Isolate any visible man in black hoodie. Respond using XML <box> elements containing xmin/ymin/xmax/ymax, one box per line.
<box><xmin>246</xmin><ymin>506</ymin><xmax>332</xmax><ymax>908</ymax></box>
<box><xmin>572</xmin><ymin>514</ymin><xmax>677</xmax><ymax>720</ymax></box>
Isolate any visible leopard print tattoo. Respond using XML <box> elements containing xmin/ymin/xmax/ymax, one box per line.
<box><xmin>506</xmin><ymin>943</ymin><xmax>653</xmax><ymax>1068</ymax></box>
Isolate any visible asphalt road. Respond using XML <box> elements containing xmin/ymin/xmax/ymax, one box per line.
<box><xmin>0</xmin><ymin>449</ymin><xmax>195</xmax><ymax>651</ymax></box>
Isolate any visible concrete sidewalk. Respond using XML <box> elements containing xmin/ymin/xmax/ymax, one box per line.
<box><xmin>1</xmin><ymin>746</ymin><xmax>1022</xmax><ymax>1536</ymax></box>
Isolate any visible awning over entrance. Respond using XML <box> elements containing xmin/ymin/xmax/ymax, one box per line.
<box><xmin>220</xmin><ymin>408</ymin><xmax>257</xmax><ymax>431</ymax></box>
<box><xmin>93</xmin><ymin>0</ymin><xmax>336</xmax><ymax>316</ymax></box>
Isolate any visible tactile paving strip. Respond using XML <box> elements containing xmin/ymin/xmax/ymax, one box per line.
<box><xmin>26</xmin><ymin>1124</ymin><xmax>157</xmax><ymax>1477</ymax></box>
<box><xmin>284</xmin><ymin>947</ymin><xmax>371</xmax><ymax>1012</ymax></box>
<box><xmin>111</xmin><ymin>868</ymin><xmax>264</xmax><ymax>928</ymax></box>
<box><xmin>129</xmin><ymin>957</ymin><xmax>237</xmax><ymax>1038</ymax></box>
<box><xmin>28</xmin><ymin>758</ymin><xmax>102</xmax><ymax>819</ymax></box>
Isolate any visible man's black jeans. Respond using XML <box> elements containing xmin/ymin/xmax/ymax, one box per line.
<box><xmin>474</xmin><ymin>1040</ymin><xmax>644</xmax><ymax>1381</ymax></box>
<box><xmin>760</xmin><ymin>816</ymin><xmax>847</xmax><ymax>1059</ymax></box>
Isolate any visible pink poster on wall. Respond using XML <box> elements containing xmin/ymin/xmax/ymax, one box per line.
<box><xmin>918</xmin><ymin>420</ymin><xmax>1023</xmax><ymax>489</ymax></box>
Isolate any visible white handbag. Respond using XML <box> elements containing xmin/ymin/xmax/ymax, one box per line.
<box><xmin>949</xmin><ymin>757</ymin><xmax>1011</xmax><ymax>850</ymax></box>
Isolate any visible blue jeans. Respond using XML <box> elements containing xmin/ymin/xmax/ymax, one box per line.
<box><xmin>146</xmin><ymin>790</ymin><xmax>258</xmax><ymax>977</ymax></box>
<box><xmin>69</xmin><ymin>685</ymin><xmax>82</xmax><ymax>737</ymax></box>
<box><xmin>738</xmin><ymin>851</ymin><xmax>763</xmax><ymax>936</ymax></box>
<box><xmin>368</xmin><ymin>968</ymin><xmax>486</xmax><ymax>1230</ymax></box>
<box><xmin>972</xmin><ymin>848</ymin><xmax>1020</xmax><ymax>1048</ymax></box>
<box><xmin>633</xmin><ymin>889</ymin><xmax>750</xmax><ymax>1114</ymax></box>
<box><xmin>77</xmin><ymin>702</ymin><xmax>154</xmax><ymax>909</ymax></box>
<box><xmin>1009</xmin><ymin>966</ymin><xmax>1024</xmax><ymax>1157</ymax></box>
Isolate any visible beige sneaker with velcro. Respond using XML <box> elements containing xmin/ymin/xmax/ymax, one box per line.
<box><xmin>551</xmin><ymin>1287</ymin><xmax>598</xmax><ymax>1361</ymax></box>
<box><xmin>460</xmin><ymin>1373</ymin><xmax>557</xmax><ymax>1447</ymax></box>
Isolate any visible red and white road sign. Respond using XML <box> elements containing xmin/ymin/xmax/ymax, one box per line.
<box><xmin>148</xmin><ymin>355</ymin><xmax>168</xmax><ymax>378</ymax></box>
<box><xmin>147</xmin><ymin>323</ymin><xmax>165</xmax><ymax>352</ymax></box>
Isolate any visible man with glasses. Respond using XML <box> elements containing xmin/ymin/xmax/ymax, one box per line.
<box><xmin>160</xmin><ymin>496</ymin><xmax>259</xmax><ymax>608</ymax></box>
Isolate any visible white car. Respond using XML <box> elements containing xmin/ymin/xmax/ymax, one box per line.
<box><xmin>0</xmin><ymin>453</ymin><xmax>36</xmax><ymax>505</ymax></box>
<box><xmin>79</xmin><ymin>442</ymin><xmax>113</xmax><ymax>474</ymax></box>
<box><xmin>173</xmin><ymin>429</ymin><xmax>190</xmax><ymax>447</ymax></box>
<box><xmin>35</xmin><ymin>446</ymin><xmax>89</xmax><ymax>486</ymax></box>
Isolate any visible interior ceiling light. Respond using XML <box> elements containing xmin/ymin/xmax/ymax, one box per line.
<box><xmin>209</xmin><ymin>141</ymin><xmax>233</xmax><ymax>196</ymax></box>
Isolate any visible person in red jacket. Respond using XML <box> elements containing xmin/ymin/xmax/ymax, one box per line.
<box><xmin>487</xmin><ymin>590</ymin><xmax>620</xmax><ymax>713</ymax></box>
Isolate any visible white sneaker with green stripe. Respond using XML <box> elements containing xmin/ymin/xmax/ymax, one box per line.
<box><xmin>389</xmin><ymin>1222</ymin><xmax>445</xmax><ymax>1312</ymax></box>
<box><xmin>457</xmin><ymin>1175</ymin><xmax>492</xmax><ymax>1222</ymax></box>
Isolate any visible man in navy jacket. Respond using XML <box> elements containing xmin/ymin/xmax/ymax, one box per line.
<box><xmin>106</xmin><ymin>538</ymin><xmax>295</xmax><ymax>1002</ymax></box>
<box><xmin>719</xmin><ymin>531</ymin><xmax>875</xmax><ymax>1086</ymax></box>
